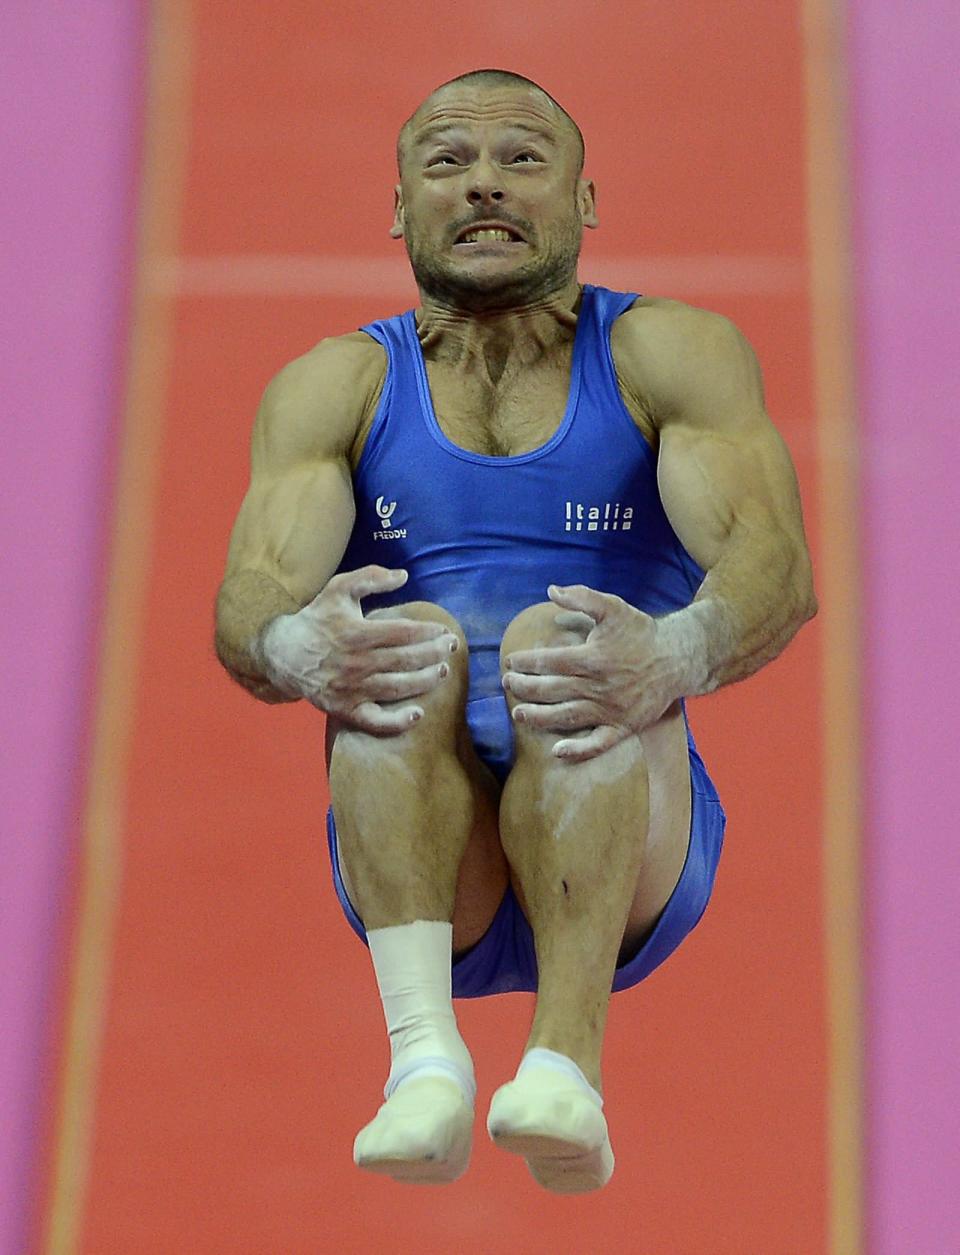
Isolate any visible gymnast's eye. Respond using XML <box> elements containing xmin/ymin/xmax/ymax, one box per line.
<box><xmin>511</xmin><ymin>152</ymin><xmax>541</xmax><ymax>163</ymax></box>
<box><xmin>427</xmin><ymin>153</ymin><xmax>460</xmax><ymax>166</ymax></box>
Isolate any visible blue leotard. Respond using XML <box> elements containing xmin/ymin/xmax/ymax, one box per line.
<box><xmin>325</xmin><ymin>283</ymin><xmax>726</xmax><ymax>996</ymax></box>
<box><xmin>336</xmin><ymin>283</ymin><xmax>711</xmax><ymax>782</ymax></box>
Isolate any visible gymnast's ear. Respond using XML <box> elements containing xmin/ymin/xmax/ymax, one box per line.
<box><xmin>390</xmin><ymin>186</ymin><xmax>405</xmax><ymax>239</ymax></box>
<box><xmin>578</xmin><ymin>178</ymin><xmax>599</xmax><ymax>230</ymax></box>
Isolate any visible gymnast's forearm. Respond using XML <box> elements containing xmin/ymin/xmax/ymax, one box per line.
<box><xmin>214</xmin><ymin>568</ymin><xmax>303</xmax><ymax>702</ymax></box>
<box><xmin>661</xmin><ymin>519</ymin><xmax>817</xmax><ymax>695</ymax></box>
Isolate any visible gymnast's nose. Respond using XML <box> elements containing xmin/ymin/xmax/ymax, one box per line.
<box><xmin>466</xmin><ymin>156</ymin><xmax>505</xmax><ymax>205</ymax></box>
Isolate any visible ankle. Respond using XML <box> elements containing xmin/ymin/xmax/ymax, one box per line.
<box><xmin>367</xmin><ymin>921</ymin><xmax>475</xmax><ymax>1101</ymax></box>
<box><xmin>525</xmin><ymin>1037</ymin><xmax>602</xmax><ymax>1093</ymax></box>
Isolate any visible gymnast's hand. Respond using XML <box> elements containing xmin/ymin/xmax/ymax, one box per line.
<box><xmin>502</xmin><ymin>584</ymin><xmax>707</xmax><ymax>763</ymax></box>
<box><xmin>254</xmin><ymin>565</ymin><xmax>459</xmax><ymax>734</ymax></box>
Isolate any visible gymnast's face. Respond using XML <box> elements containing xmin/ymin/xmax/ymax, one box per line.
<box><xmin>391</xmin><ymin>84</ymin><xmax>597</xmax><ymax>311</ymax></box>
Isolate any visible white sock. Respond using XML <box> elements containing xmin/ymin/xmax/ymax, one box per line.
<box><xmin>367</xmin><ymin>921</ymin><xmax>475</xmax><ymax>1103</ymax></box>
<box><xmin>488</xmin><ymin>1047</ymin><xmax>613</xmax><ymax>1193</ymax></box>
<box><xmin>517</xmin><ymin>1047</ymin><xmax>603</xmax><ymax>1107</ymax></box>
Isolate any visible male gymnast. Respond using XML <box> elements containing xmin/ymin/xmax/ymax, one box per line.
<box><xmin>214</xmin><ymin>68</ymin><xmax>817</xmax><ymax>1193</ymax></box>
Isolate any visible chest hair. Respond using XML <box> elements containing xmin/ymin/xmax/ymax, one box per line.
<box><xmin>426</xmin><ymin>355</ymin><xmax>573</xmax><ymax>458</ymax></box>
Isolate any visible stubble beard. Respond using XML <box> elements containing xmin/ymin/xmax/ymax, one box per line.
<box><xmin>403</xmin><ymin>211</ymin><xmax>584</xmax><ymax>314</ymax></box>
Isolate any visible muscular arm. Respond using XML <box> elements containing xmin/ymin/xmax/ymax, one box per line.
<box><xmin>487</xmin><ymin>302</ymin><xmax>816</xmax><ymax>761</ymax></box>
<box><xmin>625</xmin><ymin>302</ymin><xmax>817</xmax><ymax>692</ymax></box>
<box><xmin>214</xmin><ymin>336</ymin><xmax>376</xmax><ymax>701</ymax></box>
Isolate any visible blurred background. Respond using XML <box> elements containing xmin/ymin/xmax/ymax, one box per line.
<box><xmin>2</xmin><ymin>2</ymin><xmax>957</xmax><ymax>1252</ymax></box>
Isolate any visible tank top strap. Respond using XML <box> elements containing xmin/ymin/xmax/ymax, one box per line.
<box><xmin>355</xmin><ymin>309</ymin><xmax>426</xmax><ymax>467</ymax></box>
<box><xmin>358</xmin><ymin>311</ymin><xmax>420</xmax><ymax>390</ymax></box>
<box><xmin>577</xmin><ymin>283</ymin><xmax>642</xmax><ymax>429</ymax></box>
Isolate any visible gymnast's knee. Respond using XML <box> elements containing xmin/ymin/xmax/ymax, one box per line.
<box><xmin>335</xmin><ymin>601</ymin><xmax>470</xmax><ymax>753</ymax></box>
<box><xmin>368</xmin><ymin>599</ymin><xmax>466</xmax><ymax>642</ymax></box>
<box><xmin>500</xmin><ymin>600</ymin><xmax>592</xmax><ymax>664</ymax></box>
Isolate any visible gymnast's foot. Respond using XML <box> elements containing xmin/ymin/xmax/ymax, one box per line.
<box><xmin>487</xmin><ymin>1048</ymin><xmax>614</xmax><ymax>1193</ymax></box>
<box><xmin>353</xmin><ymin>1074</ymin><xmax>474</xmax><ymax>1184</ymax></box>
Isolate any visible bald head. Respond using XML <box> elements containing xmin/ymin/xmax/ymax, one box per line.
<box><xmin>389</xmin><ymin>68</ymin><xmax>598</xmax><ymax>312</ymax></box>
<box><xmin>397</xmin><ymin>69</ymin><xmax>585</xmax><ymax>179</ymax></box>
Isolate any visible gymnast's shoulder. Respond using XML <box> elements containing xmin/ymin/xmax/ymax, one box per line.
<box><xmin>253</xmin><ymin>331</ymin><xmax>388</xmax><ymax>458</ymax></box>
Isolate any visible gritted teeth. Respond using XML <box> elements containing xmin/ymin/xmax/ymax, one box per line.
<box><xmin>456</xmin><ymin>225</ymin><xmax>523</xmax><ymax>244</ymax></box>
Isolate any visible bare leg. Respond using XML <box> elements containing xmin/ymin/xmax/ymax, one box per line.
<box><xmin>326</xmin><ymin>602</ymin><xmax>506</xmax><ymax>1183</ymax></box>
<box><xmin>497</xmin><ymin>602</ymin><xmax>649</xmax><ymax>1090</ymax></box>
<box><xmin>487</xmin><ymin>601</ymin><xmax>688</xmax><ymax>1192</ymax></box>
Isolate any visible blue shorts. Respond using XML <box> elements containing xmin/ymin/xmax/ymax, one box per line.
<box><xmin>323</xmin><ymin>712</ymin><xmax>726</xmax><ymax>999</ymax></box>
